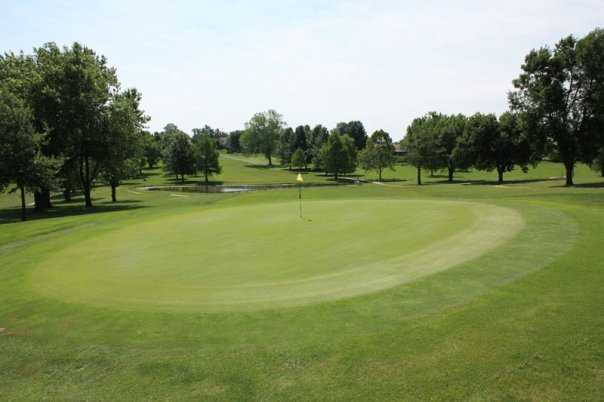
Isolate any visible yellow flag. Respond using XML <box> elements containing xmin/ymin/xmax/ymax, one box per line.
<box><xmin>296</xmin><ymin>173</ymin><xmax>304</xmax><ymax>183</ymax></box>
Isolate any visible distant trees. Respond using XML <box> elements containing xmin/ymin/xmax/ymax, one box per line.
<box><xmin>278</xmin><ymin>127</ymin><xmax>295</xmax><ymax>168</ymax></box>
<box><xmin>359</xmin><ymin>130</ymin><xmax>395</xmax><ymax>181</ymax></box>
<box><xmin>164</xmin><ymin>132</ymin><xmax>196</xmax><ymax>182</ymax></box>
<box><xmin>510</xmin><ymin>28</ymin><xmax>604</xmax><ymax>186</ymax></box>
<box><xmin>142</xmin><ymin>131</ymin><xmax>162</xmax><ymax>168</ymax></box>
<box><xmin>193</xmin><ymin>134</ymin><xmax>221</xmax><ymax>184</ymax></box>
<box><xmin>320</xmin><ymin>133</ymin><xmax>357</xmax><ymax>180</ymax></box>
<box><xmin>310</xmin><ymin>125</ymin><xmax>330</xmax><ymax>169</ymax></box>
<box><xmin>226</xmin><ymin>130</ymin><xmax>243</xmax><ymax>153</ymax></box>
<box><xmin>241</xmin><ymin>110</ymin><xmax>285</xmax><ymax>166</ymax></box>
<box><xmin>334</xmin><ymin>121</ymin><xmax>367</xmax><ymax>150</ymax></box>
<box><xmin>291</xmin><ymin>148</ymin><xmax>306</xmax><ymax>171</ymax></box>
<box><xmin>192</xmin><ymin>125</ymin><xmax>227</xmax><ymax>149</ymax></box>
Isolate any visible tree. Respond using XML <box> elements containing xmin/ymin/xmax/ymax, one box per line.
<box><xmin>226</xmin><ymin>130</ymin><xmax>243</xmax><ymax>153</ymax></box>
<box><xmin>101</xmin><ymin>88</ymin><xmax>148</xmax><ymax>202</ymax></box>
<box><xmin>293</xmin><ymin>125</ymin><xmax>311</xmax><ymax>167</ymax></box>
<box><xmin>31</xmin><ymin>42</ymin><xmax>119</xmax><ymax>207</ymax></box>
<box><xmin>510</xmin><ymin>29</ymin><xmax>604</xmax><ymax>185</ymax></box>
<box><xmin>335</xmin><ymin>121</ymin><xmax>367</xmax><ymax>149</ymax></box>
<box><xmin>0</xmin><ymin>87</ymin><xmax>57</xmax><ymax>221</ymax></box>
<box><xmin>320</xmin><ymin>133</ymin><xmax>357</xmax><ymax>180</ymax></box>
<box><xmin>310</xmin><ymin>125</ymin><xmax>329</xmax><ymax>170</ymax></box>
<box><xmin>241</xmin><ymin>109</ymin><xmax>284</xmax><ymax>166</ymax></box>
<box><xmin>358</xmin><ymin>129</ymin><xmax>396</xmax><ymax>181</ymax></box>
<box><xmin>439</xmin><ymin>114</ymin><xmax>467</xmax><ymax>182</ymax></box>
<box><xmin>164</xmin><ymin>132</ymin><xmax>196</xmax><ymax>182</ymax></box>
<box><xmin>278</xmin><ymin>127</ymin><xmax>295</xmax><ymax>168</ymax></box>
<box><xmin>192</xmin><ymin>125</ymin><xmax>228</xmax><ymax>149</ymax></box>
<box><xmin>455</xmin><ymin>112</ymin><xmax>535</xmax><ymax>184</ymax></box>
<box><xmin>404</xmin><ymin>113</ymin><xmax>444</xmax><ymax>185</ymax></box>
<box><xmin>291</xmin><ymin>148</ymin><xmax>306</xmax><ymax>171</ymax></box>
<box><xmin>0</xmin><ymin>50</ymin><xmax>55</xmax><ymax>210</ymax></box>
<box><xmin>142</xmin><ymin>131</ymin><xmax>162</xmax><ymax>168</ymax></box>
<box><xmin>193</xmin><ymin>134</ymin><xmax>221</xmax><ymax>185</ymax></box>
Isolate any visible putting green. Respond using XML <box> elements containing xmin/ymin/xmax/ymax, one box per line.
<box><xmin>31</xmin><ymin>199</ymin><xmax>523</xmax><ymax>312</ymax></box>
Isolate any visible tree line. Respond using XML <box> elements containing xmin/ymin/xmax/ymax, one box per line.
<box><xmin>404</xmin><ymin>28</ymin><xmax>604</xmax><ymax>185</ymax></box>
<box><xmin>153</xmin><ymin>112</ymin><xmax>396</xmax><ymax>183</ymax></box>
<box><xmin>2</xmin><ymin>29</ymin><xmax>603</xmax><ymax>220</ymax></box>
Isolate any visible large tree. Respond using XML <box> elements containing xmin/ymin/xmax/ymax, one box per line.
<box><xmin>0</xmin><ymin>87</ymin><xmax>57</xmax><ymax>221</ymax></box>
<box><xmin>335</xmin><ymin>121</ymin><xmax>367</xmax><ymax>149</ymax></box>
<box><xmin>404</xmin><ymin>113</ymin><xmax>444</xmax><ymax>185</ymax></box>
<box><xmin>241</xmin><ymin>109</ymin><xmax>285</xmax><ymax>166</ymax></box>
<box><xmin>358</xmin><ymin>129</ymin><xmax>396</xmax><ymax>181</ymax></box>
<box><xmin>193</xmin><ymin>134</ymin><xmax>221</xmax><ymax>185</ymax></box>
<box><xmin>320</xmin><ymin>133</ymin><xmax>357</xmax><ymax>180</ymax></box>
<box><xmin>31</xmin><ymin>42</ymin><xmax>119</xmax><ymax>207</ymax></box>
<box><xmin>439</xmin><ymin>114</ymin><xmax>468</xmax><ymax>182</ymax></box>
<box><xmin>455</xmin><ymin>112</ymin><xmax>535</xmax><ymax>184</ymax></box>
<box><xmin>510</xmin><ymin>29</ymin><xmax>604</xmax><ymax>185</ymax></box>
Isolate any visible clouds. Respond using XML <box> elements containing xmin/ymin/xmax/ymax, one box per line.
<box><xmin>2</xmin><ymin>1</ymin><xmax>603</xmax><ymax>139</ymax></box>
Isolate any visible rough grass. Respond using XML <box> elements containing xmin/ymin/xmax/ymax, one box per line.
<box><xmin>0</xmin><ymin>157</ymin><xmax>603</xmax><ymax>401</ymax></box>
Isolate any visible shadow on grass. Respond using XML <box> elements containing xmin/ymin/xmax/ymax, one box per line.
<box><xmin>0</xmin><ymin>199</ymin><xmax>146</xmax><ymax>225</ymax></box>
<box><xmin>369</xmin><ymin>178</ymin><xmax>407</xmax><ymax>183</ymax></box>
<box><xmin>550</xmin><ymin>181</ymin><xmax>604</xmax><ymax>189</ymax></box>
<box><xmin>436</xmin><ymin>177</ymin><xmax>564</xmax><ymax>186</ymax></box>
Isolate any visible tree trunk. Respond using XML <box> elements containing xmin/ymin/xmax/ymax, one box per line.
<box><xmin>417</xmin><ymin>167</ymin><xmax>422</xmax><ymax>185</ymax></box>
<box><xmin>268</xmin><ymin>154</ymin><xmax>272</xmax><ymax>167</ymax></box>
<box><xmin>204</xmin><ymin>170</ymin><xmax>209</xmax><ymax>185</ymax></box>
<box><xmin>378</xmin><ymin>168</ymin><xmax>382</xmax><ymax>182</ymax></box>
<box><xmin>497</xmin><ymin>167</ymin><xmax>504</xmax><ymax>184</ymax></box>
<box><xmin>83</xmin><ymin>155</ymin><xmax>93</xmax><ymax>208</ymax></box>
<box><xmin>111</xmin><ymin>181</ymin><xmax>117</xmax><ymax>203</ymax></box>
<box><xmin>448</xmin><ymin>167</ymin><xmax>454</xmax><ymax>182</ymax></box>
<box><xmin>334</xmin><ymin>171</ymin><xmax>338</xmax><ymax>181</ymax></box>
<box><xmin>601</xmin><ymin>164</ymin><xmax>604</xmax><ymax>178</ymax></box>
<box><xmin>63</xmin><ymin>188</ymin><xmax>72</xmax><ymax>202</ymax></box>
<box><xmin>20</xmin><ymin>185</ymin><xmax>26</xmax><ymax>221</ymax></box>
<box><xmin>564</xmin><ymin>160</ymin><xmax>574</xmax><ymax>186</ymax></box>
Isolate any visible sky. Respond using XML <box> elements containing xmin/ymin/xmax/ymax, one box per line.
<box><xmin>2</xmin><ymin>1</ymin><xmax>603</xmax><ymax>140</ymax></box>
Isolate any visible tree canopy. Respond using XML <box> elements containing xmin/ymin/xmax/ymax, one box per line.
<box><xmin>359</xmin><ymin>129</ymin><xmax>396</xmax><ymax>181</ymax></box>
<box><xmin>241</xmin><ymin>109</ymin><xmax>285</xmax><ymax>166</ymax></box>
<box><xmin>509</xmin><ymin>28</ymin><xmax>604</xmax><ymax>185</ymax></box>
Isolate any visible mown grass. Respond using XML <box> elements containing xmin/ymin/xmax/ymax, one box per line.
<box><xmin>0</xmin><ymin>155</ymin><xmax>603</xmax><ymax>401</ymax></box>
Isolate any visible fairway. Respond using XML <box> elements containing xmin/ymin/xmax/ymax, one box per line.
<box><xmin>31</xmin><ymin>199</ymin><xmax>522</xmax><ymax>311</ymax></box>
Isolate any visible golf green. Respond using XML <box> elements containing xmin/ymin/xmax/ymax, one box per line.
<box><xmin>30</xmin><ymin>199</ymin><xmax>523</xmax><ymax>312</ymax></box>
